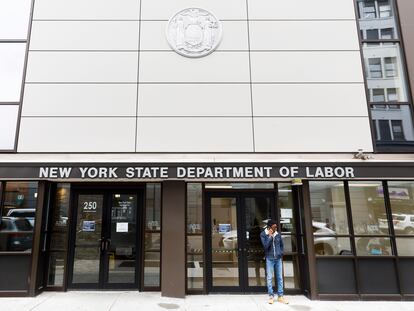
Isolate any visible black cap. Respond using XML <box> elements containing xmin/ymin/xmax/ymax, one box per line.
<box><xmin>266</xmin><ymin>219</ymin><xmax>277</xmax><ymax>227</ymax></box>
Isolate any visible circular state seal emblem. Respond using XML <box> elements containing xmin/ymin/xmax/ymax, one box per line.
<box><xmin>166</xmin><ymin>8</ymin><xmax>222</xmax><ymax>58</ymax></box>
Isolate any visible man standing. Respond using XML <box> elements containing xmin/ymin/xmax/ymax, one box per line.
<box><xmin>260</xmin><ymin>219</ymin><xmax>288</xmax><ymax>305</ymax></box>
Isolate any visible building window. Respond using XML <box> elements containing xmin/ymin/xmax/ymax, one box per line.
<box><xmin>143</xmin><ymin>183</ymin><xmax>161</xmax><ymax>288</ymax></box>
<box><xmin>357</xmin><ymin>0</ymin><xmax>414</xmax><ymax>150</ymax></box>
<box><xmin>186</xmin><ymin>183</ymin><xmax>204</xmax><ymax>291</ymax></box>
<box><xmin>0</xmin><ymin>182</ymin><xmax>38</xmax><ymax>252</ymax></box>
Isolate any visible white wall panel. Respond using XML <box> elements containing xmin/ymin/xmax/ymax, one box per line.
<box><xmin>253</xmin><ymin>84</ymin><xmax>368</xmax><ymax>117</ymax></box>
<box><xmin>138</xmin><ymin>84</ymin><xmax>251</xmax><ymax>116</ymax></box>
<box><xmin>30</xmin><ymin>21</ymin><xmax>140</xmax><ymax>50</ymax></box>
<box><xmin>141</xmin><ymin>0</ymin><xmax>246</xmax><ymax>20</ymax></box>
<box><xmin>0</xmin><ymin>0</ymin><xmax>31</xmax><ymax>40</ymax></box>
<box><xmin>33</xmin><ymin>0</ymin><xmax>141</xmax><ymax>20</ymax></box>
<box><xmin>0</xmin><ymin>43</ymin><xmax>26</xmax><ymax>102</ymax></box>
<box><xmin>18</xmin><ymin>117</ymin><xmax>136</xmax><ymax>152</ymax></box>
<box><xmin>254</xmin><ymin>117</ymin><xmax>373</xmax><ymax>152</ymax></box>
<box><xmin>26</xmin><ymin>52</ymin><xmax>139</xmax><ymax>82</ymax></box>
<box><xmin>248</xmin><ymin>0</ymin><xmax>356</xmax><ymax>20</ymax></box>
<box><xmin>249</xmin><ymin>21</ymin><xmax>360</xmax><ymax>51</ymax></box>
<box><xmin>139</xmin><ymin>52</ymin><xmax>250</xmax><ymax>82</ymax></box>
<box><xmin>251</xmin><ymin>51</ymin><xmax>364</xmax><ymax>82</ymax></box>
<box><xmin>140</xmin><ymin>21</ymin><xmax>248</xmax><ymax>51</ymax></box>
<box><xmin>22</xmin><ymin>84</ymin><xmax>137</xmax><ymax>116</ymax></box>
<box><xmin>137</xmin><ymin>117</ymin><xmax>253</xmax><ymax>152</ymax></box>
<box><xmin>0</xmin><ymin>105</ymin><xmax>19</xmax><ymax>150</ymax></box>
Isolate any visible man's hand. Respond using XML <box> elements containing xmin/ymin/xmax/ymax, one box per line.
<box><xmin>268</xmin><ymin>228</ymin><xmax>274</xmax><ymax>236</ymax></box>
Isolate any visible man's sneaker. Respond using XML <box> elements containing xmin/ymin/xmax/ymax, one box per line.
<box><xmin>268</xmin><ymin>296</ymin><xmax>274</xmax><ymax>304</ymax></box>
<box><xmin>277</xmin><ymin>296</ymin><xmax>289</xmax><ymax>304</ymax></box>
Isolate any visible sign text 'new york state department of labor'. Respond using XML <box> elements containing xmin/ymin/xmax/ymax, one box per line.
<box><xmin>38</xmin><ymin>165</ymin><xmax>356</xmax><ymax>179</ymax></box>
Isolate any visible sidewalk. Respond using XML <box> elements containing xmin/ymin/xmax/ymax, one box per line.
<box><xmin>1</xmin><ymin>292</ymin><xmax>413</xmax><ymax>311</ymax></box>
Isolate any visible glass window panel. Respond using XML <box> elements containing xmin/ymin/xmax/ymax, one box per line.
<box><xmin>144</xmin><ymin>251</ymin><xmax>160</xmax><ymax>287</ymax></box>
<box><xmin>0</xmin><ymin>1</ymin><xmax>31</xmax><ymax>40</ymax></box>
<box><xmin>72</xmin><ymin>247</ymin><xmax>101</xmax><ymax>283</ymax></box>
<box><xmin>371</xmin><ymin>106</ymin><xmax>414</xmax><ymax>142</ymax></box>
<box><xmin>314</xmin><ymin>237</ymin><xmax>352</xmax><ymax>256</ymax></box>
<box><xmin>358</xmin><ymin>1</ymin><xmax>398</xmax><ymax>39</ymax></box>
<box><xmin>187</xmin><ymin>253</ymin><xmax>204</xmax><ymax>289</ymax></box>
<box><xmin>2</xmin><ymin>182</ymin><xmax>38</xmax><ymax>227</ymax></box>
<box><xmin>372</xmin><ymin>88</ymin><xmax>385</xmax><ymax>102</ymax></box>
<box><xmin>145</xmin><ymin>184</ymin><xmax>161</xmax><ymax>230</ymax></box>
<box><xmin>283</xmin><ymin>255</ymin><xmax>301</xmax><ymax>289</ymax></box>
<box><xmin>349</xmin><ymin>181</ymin><xmax>388</xmax><ymax>235</ymax></box>
<box><xmin>0</xmin><ymin>105</ymin><xmax>19</xmax><ymax>150</ymax></box>
<box><xmin>396</xmin><ymin>238</ymin><xmax>414</xmax><ymax>256</ymax></box>
<box><xmin>309</xmin><ymin>181</ymin><xmax>349</xmax><ymax>235</ymax></box>
<box><xmin>366</xmin><ymin>29</ymin><xmax>379</xmax><ymax>40</ymax></box>
<box><xmin>211</xmin><ymin>197</ymin><xmax>239</xmax><ymax>287</ymax></box>
<box><xmin>145</xmin><ymin>232</ymin><xmax>160</xmax><ymax>252</ymax></box>
<box><xmin>52</xmin><ymin>183</ymin><xmax>70</xmax><ymax>229</ymax></box>
<box><xmin>47</xmin><ymin>252</ymin><xmax>65</xmax><ymax>286</ymax></box>
<box><xmin>388</xmin><ymin>181</ymin><xmax>414</xmax><ymax>235</ymax></box>
<box><xmin>363</xmin><ymin>43</ymin><xmax>408</xmax><ymax>102</ymax></box>
<box><xmin>187</xmin><ymin>183</ymin><xmax>202</xmax><ymax>234</ymax></box>
<box><xmin>282</xmin><ymin>235</ymin><xmax>297</xmax><ymax>253</ymax></box>
<box><xmin>278</xmin><ymin>183</ymin><xmax>296</xmax><ymax>233</ymax></box>
<box><xmin>355</xmin><ymin>237</ymin><xmax>392</xmax><ymax>256</ymax></box>
<box><xmin>0</xmin><ymin>43</ymin><xmax>26</xmax><ymax>102</ymax></box>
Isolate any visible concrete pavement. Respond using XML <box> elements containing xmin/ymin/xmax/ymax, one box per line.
<box><xmin>0</xmin><ymin>292</ymin><xmax>413</xmax><ymax>311</ymax></box>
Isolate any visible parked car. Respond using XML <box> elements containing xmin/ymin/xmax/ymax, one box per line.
<box><xmin>220</xmin><ymin>221</ymin><xmax>350</xmax><ymax>256</ymax></box>
<box><xmin>6</xmin><ymin>208</ymin><xmax>36</xmax><ymax>227</ymax></box>
<box><xmin>379</xmin><ymin>214</ymin><xmax>414</xmax><ymax>234</ymax></box>
<box><xmin>0</xmin><ymin>217</ymin><xmax>33</xmax><ymax>251</ymax></box>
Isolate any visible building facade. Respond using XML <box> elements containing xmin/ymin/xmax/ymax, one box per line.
<box><xmin>0</xmin><ymin>0</ymin><xmax>414</xmax><ymax>300</ymax></box>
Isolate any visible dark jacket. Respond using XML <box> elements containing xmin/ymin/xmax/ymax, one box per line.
<box><xmin>260</xmin><ymin>229</ymin><xmax>284</xmax><ymax>259</ymax></box>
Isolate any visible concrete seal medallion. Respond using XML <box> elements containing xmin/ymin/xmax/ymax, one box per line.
<box><xmin>166</xmin><ymin>8</ymin><xmax>222</xmax><ymax>58</ymax></box>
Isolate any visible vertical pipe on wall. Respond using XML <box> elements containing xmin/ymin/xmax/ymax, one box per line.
<box><xmin>161</xmin><ymin>181</ymin><xmax>186</xmax><ymax>298</ymax></box>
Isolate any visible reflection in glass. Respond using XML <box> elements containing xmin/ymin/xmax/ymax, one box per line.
<box><xmin>245</xmin><ymin>196</ymin><xmax>271</xmax><ymax>287</ymax></box>
<box><xmin>144</xmin><ymin>183</ymin><xmax>161</xmax><ymax>287</ymax></box>
<box><xmin>108</xmin><ymin>194</ymin><xmax>137</xmax><ymax>284</ymax></box>
<box><xmin>211</xmin><ymin>197</ymin><xmax>239</xmax><ymax>287</ymax></box>
<box><xmin>355</xmin><ymin>237</ymin><xmax>392</xmax><ymax>256</ymax></box>
<box><xmin>48</xmin><ymin>252</ymin><xmax>65</xmax><ymax>286</ymax></box>
<box><xmin>72</xmin><ymin>247</ymin><xmax>101</xmax><ymax>283</ymax></box>
<box><xmin>310</xmin><ymin>182</ymin><xmax>349</xmax><ymax>234</ymax></box>
<box><xmin>349</xmin><ymin>182</ymin><xmax>388</xmax><ymax>235</ymax></box>
<box><xmin>371</xmin><ymin>106</ymin><xmax>414</xmax><ymax>143</ymax></box>
<box><xmin>72</xmin><ymin>194</ymin><xmax>103</xmax><ymax>284</ymax></box>
<box><xmin>144</xmin><ymin>251</ymin><xmax>160</xmax><ymax>287</ymax></box>
<box><xmin>388</xmin><ymin>181</ymin><xmax>414</xmax><ymax>234</ymax></box>
<box><xmin>357</xmin><ymin>0</ymin><xmax>397</xmax><ymax>40</ymax></box>
<box><xmin>278</xmin><ymin>184</ymin><xmax>295</xmax><ymax>233</ymax></box>
<box><xmin>283</xmin><ymin>255</ymin><xmax>301</xmax><ymax>289</ymax></box>
<box><xmin>363</xmin><ymin>43</ymin><xmax>408</xmax><ymax>103</ymax></box>
<box><xmin>187</xmin><ymin>183</ymin><xmax>203</xmax><ymax>234</ymax></box>
<box><xmin>314</xmin><ymin>237</ymin><xmax>352</xmax><ymax>256</ymax></box>
<box><xmin>146</xmin><ymin>184</ymin><xmax>161</xmax><ymax>230</ymax></box>
<box><xmin>0</xmin><ymin>182</ymin><xmax>38</xmax><ymax>252</ymax></box>
<box><xmin>187</xmin><ymin>183</ymin><xmax>204</xmax><ymax>290</ymax></box>
<box><xmin>396</xmin><ymin>238</ymin><xmax>414</xmax><ymax>256</ymax></box>
<box><xmin>281</xmin><ymin>235</ymin><xmax>297</xmax><ymax>254</ymax></box>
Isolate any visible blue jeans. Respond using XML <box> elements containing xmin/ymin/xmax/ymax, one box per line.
<box><xmin>266</xmin><ymin>257</ymin><xmax>283</xmax><ymax>297</ymax></box>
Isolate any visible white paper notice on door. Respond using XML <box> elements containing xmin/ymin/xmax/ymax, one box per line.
<box><xmin>116</xmin><ymin>222</ymin><xmax>128</xmax><ymax>233</ymax></box>
<box><xmin>280</xmin><ymin>208</ymin><xmax>293</xmax><ymax>219</ymax></box>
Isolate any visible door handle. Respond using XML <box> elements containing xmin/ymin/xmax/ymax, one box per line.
<box><xmin>105</xmin><ymin>239</ymin><xmax>111</xmax><ymax>251</ymax></box>
<box><xmin>100</xmin><ymin>239</ymin><xmax>105</xmax><ymax>252</ymax></box>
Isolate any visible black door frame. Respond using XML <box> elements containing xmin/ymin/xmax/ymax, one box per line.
<box><xmin>67</xmin><ymin>185</ymin><xmax>145</xmax><ymax>290</ymax></box>
<box><xmin>205</xmin><ymin>191</ymin><xmax>277</xmax><ymax>293</ymax></box>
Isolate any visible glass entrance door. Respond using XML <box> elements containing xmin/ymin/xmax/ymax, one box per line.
<box><xmin>69</xmin><ymin>190</ymin><xmax>142</xmax><ymax>289</ymax></box>
<box><xmin>206</xmin><ymin>193</ymin><xmax>274</xmax><ymax>292</ymax></box>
